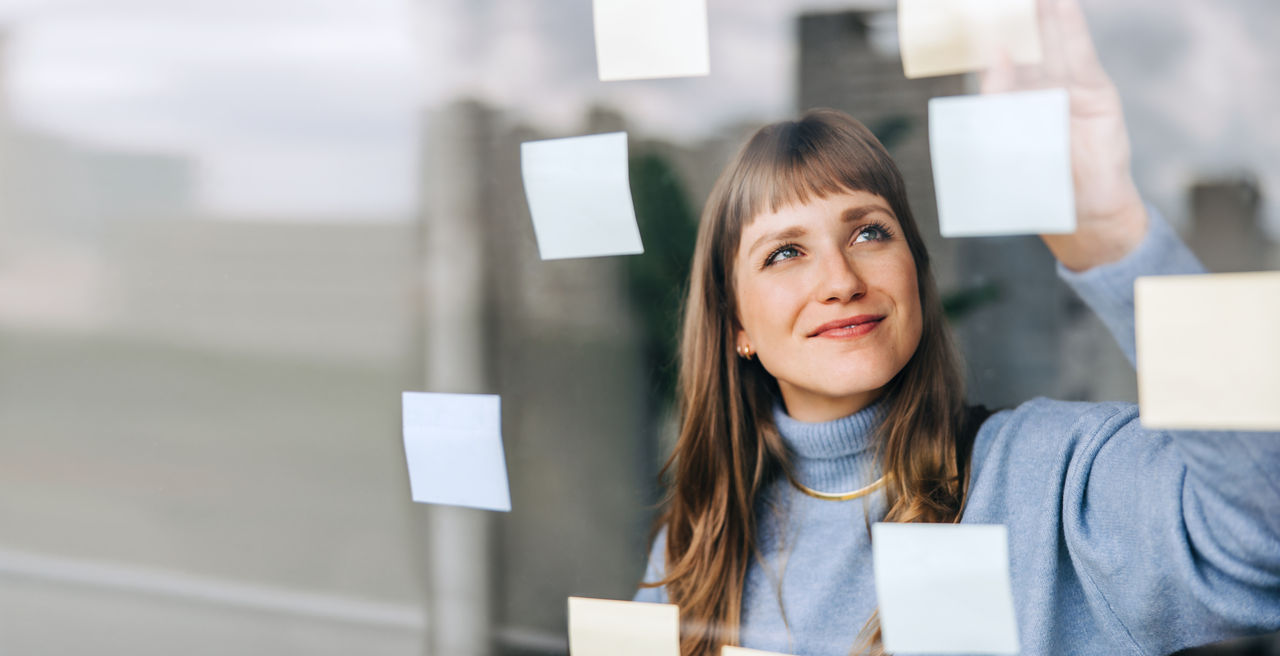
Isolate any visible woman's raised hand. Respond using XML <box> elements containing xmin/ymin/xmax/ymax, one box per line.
<box><xmin>981</xmin><ymin>0</ymin><xmax>1148</xmax><ymax>271</ymax></box>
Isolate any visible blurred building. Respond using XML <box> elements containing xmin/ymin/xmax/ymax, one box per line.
<box><xmin>103</xmin><ymin>217</ymin><xmax>415</xmax><ymax>365</ymax></box>
<box><xmin>421</xmin><ymin>99</ymin><xmax>655</xmax><ymax>655</ymax></box>
<box><xmin>0</xmin><ymin>28</ymin><xmax>426</xmax><ymax>656</ymax></box>
<box><xmin>0</xmin><ymin>31</ymin><xmax>193</xmax><ymax>249</ymax></box>
<box><xmin>0</xmin><ymin>27</ymin><xmax>415</xmax><ymax>362</ymax></box>
<box><xmin>0</xmin><ymin>29</ymin><xmax>196</xmax><ymax>332</ymax></box>
<box><xmin>1187</xmin><ymin>177</ymin><xmax>1271</xmax><ymax>272</ymax></box>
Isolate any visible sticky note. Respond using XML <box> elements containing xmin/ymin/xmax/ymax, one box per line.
<box><xmin>592</xmin><ymin>0</ymin><xmax>710</xmax><ymax>81</ymax></box>
<box><xmin>1136</xmin><ymin>272</ymin><xmax>1280</xmax><ymax>431</ymax></box>
<box><xmin>401</xmin><ymin>392</ymin><xmax>511</xmax><ymax>512</ymax></box>
<box><xmin>568</xmin><ymin>597</ymin><xmax>680</xmax><ymax>656</ymax></box>
<box><xmin>722</xmin><ymin>647</ymin><xmax>792</xmax><ymax>656</ymax></box>
<box><xmin>929</xmin><ymin>89</ymin><xmax>1075</xmax><ymax>237</ymax></box>
<box><xmin>899</xmin><ymin>0</ymin><xmax>1042</xmax><ymax>79</ymax></box>
<box><xmin>872</xmin><ymin>523</ymin><xmax>1019</xmax><ymax>654</ymax></box>
<box><xmin>520</xmin><ymin>132</ymin><xmax>644</xmax><ymax>260</ymax></box>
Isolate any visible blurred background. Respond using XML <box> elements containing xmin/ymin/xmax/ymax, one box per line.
<box><xmin>0</xmin><ymin>0</ymin><xmax>1276</xmax><ymax>654</ymax></box>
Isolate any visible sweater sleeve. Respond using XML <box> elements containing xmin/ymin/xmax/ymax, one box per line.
<box><xmin>1054</xmin><ymin>205</ymin><xmax>1280</xmax><ymax>651</ymax></box>
<box><xmin>633</xmin><ymin>527</ymin><xmax>670</xmax><ymax>604</ymax></box>
<box><xmin>1055</xmin><ymin>203</ymin><xmax>1205</xmax><ymax>365</ymax></box>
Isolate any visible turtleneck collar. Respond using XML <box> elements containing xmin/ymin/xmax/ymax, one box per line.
<box><xmin>771</xmin><ymin>398</ymin><xmax>884</xmax><ymax>491</ymax></box>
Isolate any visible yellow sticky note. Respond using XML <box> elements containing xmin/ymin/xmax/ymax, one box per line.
<box><xmin>592</xmin><ymin>0</ymin><xmax>710</xmax><ymax>81</ymax></box>
<box><xmin>1136</xmin><ymin>271</ymin><xmax>1280</xmax><ymax>431</ymax></box>
<box><xmin>898</xmin><ymin>0</ymin><xmax>1042</xmax><ymax>79</ymax></box>
<box><xmin>568</xmin><ymin>597</ymin><xmax>680</xmax><ymax>656</ymax></box>
<box><xmin>722</xmin><ymin>647</ymin><xmax>794</xmax><ymax>655</ymax></box>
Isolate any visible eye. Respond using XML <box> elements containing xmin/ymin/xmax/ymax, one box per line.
<box><xmin>764</xmin><ymin>244</ymin><xmax>802</xmax><ymax>267</ymax></box>
<box><xmin>853</xmin><ymin>221</ymin><xmax>894</xmax><ymax>243</ymax></box>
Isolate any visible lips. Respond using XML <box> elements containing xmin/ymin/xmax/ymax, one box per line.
<box><xmin>808</xmin><ymin>314</ymin><xmax>886</xmax><ymax>338</ymax></box>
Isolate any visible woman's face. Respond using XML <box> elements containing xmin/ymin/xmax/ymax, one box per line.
<box><xmin>734</xmin><ymin>190</ymin><xmax>922</xmax><ymax>422</ymax></box>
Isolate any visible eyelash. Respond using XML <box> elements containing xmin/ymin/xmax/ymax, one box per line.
<box><xmin>857</xmin><ymin>221</ymin><xmax>895</xmax><ymax>243</ymax></box>
<box><xmin>762</xmin><ymin>221</ymin><xmax>895</xmax><ymax>267</ymax></box>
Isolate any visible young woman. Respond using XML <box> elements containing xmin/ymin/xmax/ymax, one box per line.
<box><xmin>632</xmin><ymin>1</ymin><xmax>1280</xmax><ymax>655</ymax></box>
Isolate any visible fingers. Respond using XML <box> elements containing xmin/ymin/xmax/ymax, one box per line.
<box><xmin>1035</xmin><ymin>0</ymin><xmax>1068</xmax><ymax>85</ymax></box>
<box><xmin>983</xmin><ymin>0</ymin><xmax>1112</xmax><ymax>95</ymax></box>
<box><xmin>1051</xmin><ymin>0</ymin><xmax>1111</xmax><ymax>87</ymax></box>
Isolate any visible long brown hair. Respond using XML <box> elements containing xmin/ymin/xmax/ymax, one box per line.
<box><xmin>643</xmin><ymin>108</ymin><xmax>969</xmax><ymax>656</ymax></box>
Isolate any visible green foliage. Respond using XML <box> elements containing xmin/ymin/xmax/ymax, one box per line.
<box><xmin>625</xmin><ymin>152</ymin><xmax>698</xmax><ymax>405</ymax></box>
<box><xmin>868</xmin><ymin>115</ymin><xmax>914</xmax><ymax>151</ymax></box>
<box><xmin>942</xmin><ymin>281</ymin><xmax>1003</xmax><ymax>321</ymax></box>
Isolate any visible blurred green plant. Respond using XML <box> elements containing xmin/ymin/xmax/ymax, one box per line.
<box><xmin>868</xmin><ymin>115</ymin><xmax>913</xmax><ymax>151</ymax></box>
<box><xmin>942</xmin><ymin>281</ymin><xmax>1003</xmax><ymax>321</ymax></box>
<box><xmin>625</xmin><ymin>151</ymin><xmax>698</xmax><ymax>406</ymax></box>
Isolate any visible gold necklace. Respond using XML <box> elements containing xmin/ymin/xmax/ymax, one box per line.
<box><xmin>790</xmin><ymin>475</ymin><xmax>885</xmax><ymax>501</ymax></box>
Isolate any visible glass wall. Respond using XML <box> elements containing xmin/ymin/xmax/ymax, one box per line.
<box><xmin>0</xmin><ymin>1</ymin><xmax>1276</xmax><ymax>654</ymax></box>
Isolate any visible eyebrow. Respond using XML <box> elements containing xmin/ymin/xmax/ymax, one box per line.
<box><xmin>746</xmin><ymin>204</ymin><xmax>893</xmax><ymax>257</ymax></box>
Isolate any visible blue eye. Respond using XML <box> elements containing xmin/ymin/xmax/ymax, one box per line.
<box><xmin>765</xmin><ymin>244</ymin><xmax>801</xmax><ymax>266</ymax></box>
<box><xmin>854</xmin><ymin>222</ymin><xmax>893</xmax><ymax>243</ymax></box>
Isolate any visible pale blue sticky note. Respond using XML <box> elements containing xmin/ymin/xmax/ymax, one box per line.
<box><xmin>872</xmin><ymin>523</ymin><xmax>1020</xmax><ymax>654</ymax></box>
<box><xmin>929</xmin><ymin>88</ymin><xmax>1076</xmax><ymax>237</ymax></box>
<box><xmin>592</xmin><ymin>0</ymin><xmax>710</xmax><ymax>82</ymax></box>
<box><xmin>521</xmin><ymin>132</ymin><xmax>644</xmax><ymax>260</ymax></box>
<box><xmin>401</xmin><ymin>392</ymin><xmax>511</xmax><ymax>512</ymax></box>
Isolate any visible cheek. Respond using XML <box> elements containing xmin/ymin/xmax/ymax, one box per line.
<box><xmin>737</xmin><ymin>274</ymin><xmax>785</xmax><ymax>332</ymax></box>
<box><xmin>906</xmin><ymin>279</ymin><xmax>924</xmax><ymax>347</ymax></box>
<box><xmin>894</xmin><ymin>262</ymin><xmax>924</xmax><ymax>344</ymax></box>
<box><xmin>734</xmin><ymin>275</ymin><xmax>769</xmax><ymax>340</ymax></box>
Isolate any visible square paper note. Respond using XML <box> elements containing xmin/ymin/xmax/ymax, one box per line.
<box><xmin>521</xmin><ymin>132</ymin><xmax>644</xmax><ymax>260</ymax></box>
<box><xmin>568</xmin><ymin>597</ymin><xmax>680</xmax><ymax>656</ymax></box>
<box><xmin>872</xmin><ymin>523</ymin><xmax>1019</xmax><ymax>654</ymax></box>
<box><xmin>401</xmin><ymin>392</ymin><xmax>510</xmax><ymax>512</ymax></box>
<box><xmin>930</xmin><ymin>88</ymin><xmax>1075</xmax><ymax>237</ymax></box>
<box><xmin>899</xmin><ymin>0</ymin><xmax>1042</xmax><ymax>79</ymax></box>
<box><xmin>1136</xmin><ymin>271</ymin><xmax>1280</xmax><ymax>431</ymax></box>
<box><xmin>592</xmin><ymin>0</ymin><xmax>710</xmax><ymax>81</ymax></box>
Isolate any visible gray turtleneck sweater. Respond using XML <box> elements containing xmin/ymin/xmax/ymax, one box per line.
<box><xmin>634</xmin><ymin>209</ymin><xmax>1280</xmax><ymax>655</ymax></box>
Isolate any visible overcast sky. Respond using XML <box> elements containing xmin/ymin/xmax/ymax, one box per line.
<box><xmin>0</xmin><ymin>0</ymin><xmax>1276</xmax><ymax>234</ymax></box>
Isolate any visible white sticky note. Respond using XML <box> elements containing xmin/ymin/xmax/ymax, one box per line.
<box><xmin>722</xmin><ymin>647</ymin><xmax>793</xmax><ymax>656</ymax></box>
<box><xmin>1136</xmin><ymin>272</ymin><xmax>1280</xmax><ymax>431</ymax></box>
<box><xmin>872</xmin><ymin>523</ymin><xmax>1019</xmax><ymax>654</ymax></box>
<box><xmin>899</xmin><ymin>0</ymin><xmax>1042</xmax><ymax>79</ymax></box>
<box><xmin>592</xmin><ymin>0</ymin><xmax>710</xmax><ymax>82</ymax></box>
<box><xmin>521</xmin><ymin>132</ymin><xmax>644</xmax><ymax>260</ymax></box>
<box><xmin>568</xmin><ymin>597</ymin><xmax>680</xmax><ymax>656</ymax></box>
<box><xmin>930</xmin><ymin>89</ymin><xmax>1075</xmax><ymax>237</ymax></box>
<box><xmin>401</xmin><ymin>392</ymin><xmax>510</xmax><ymax>512</ymax></box>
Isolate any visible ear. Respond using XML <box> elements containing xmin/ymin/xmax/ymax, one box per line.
<box><xmin>735</xmin><ymin>327</ymin><xmax>751</xmax><ymax>354</ymax></box>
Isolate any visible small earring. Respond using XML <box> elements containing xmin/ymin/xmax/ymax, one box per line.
<box><xmin>737</xmin><ymin>344</ymin><xmax>753</xmax><ymax>359</ymax></box>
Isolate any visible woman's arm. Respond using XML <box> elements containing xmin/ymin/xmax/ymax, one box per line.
<box><xmin>982</xmin><ymin>0</ymin><xmax>1148</xmax><ymax>272</ymax></box>
<box><xmin>984</xmin><ymin>1</ymin><xmax>1280</xmax><ymax>648</ymax></box>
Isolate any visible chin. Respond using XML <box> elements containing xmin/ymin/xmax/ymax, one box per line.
<box><xmin>826</xmin><ymin>357</ymin><xmax>901</xmax><ymax>394</ymax></box>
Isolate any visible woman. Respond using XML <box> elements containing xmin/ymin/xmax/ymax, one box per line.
<box><xmin>632</xmin><ymin>1</ymin><xmax>1280</xmax><ymax>655</ymax></box>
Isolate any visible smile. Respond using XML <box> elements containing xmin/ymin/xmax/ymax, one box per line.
<box><xmin>809</xmin><ymin>315</ymin><xmax>886</xmax><ymax>339</ymax></box>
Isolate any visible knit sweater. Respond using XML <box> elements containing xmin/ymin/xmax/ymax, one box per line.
<box><xmin>634</xmin><ymin>209</ymin><xmax>1280</xmax><ymax>655</ymax></box>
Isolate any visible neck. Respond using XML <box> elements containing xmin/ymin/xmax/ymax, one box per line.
<box><xmin>777</xmin><ymin>386</ymin><xmax>884</xmax><ymax>423</ymax></box>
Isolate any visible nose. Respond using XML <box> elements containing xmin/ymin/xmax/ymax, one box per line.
<box><xmin>817</xmin><ymin>250</ymin><xmax>867</xmax><ymax>303</ymax></box>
